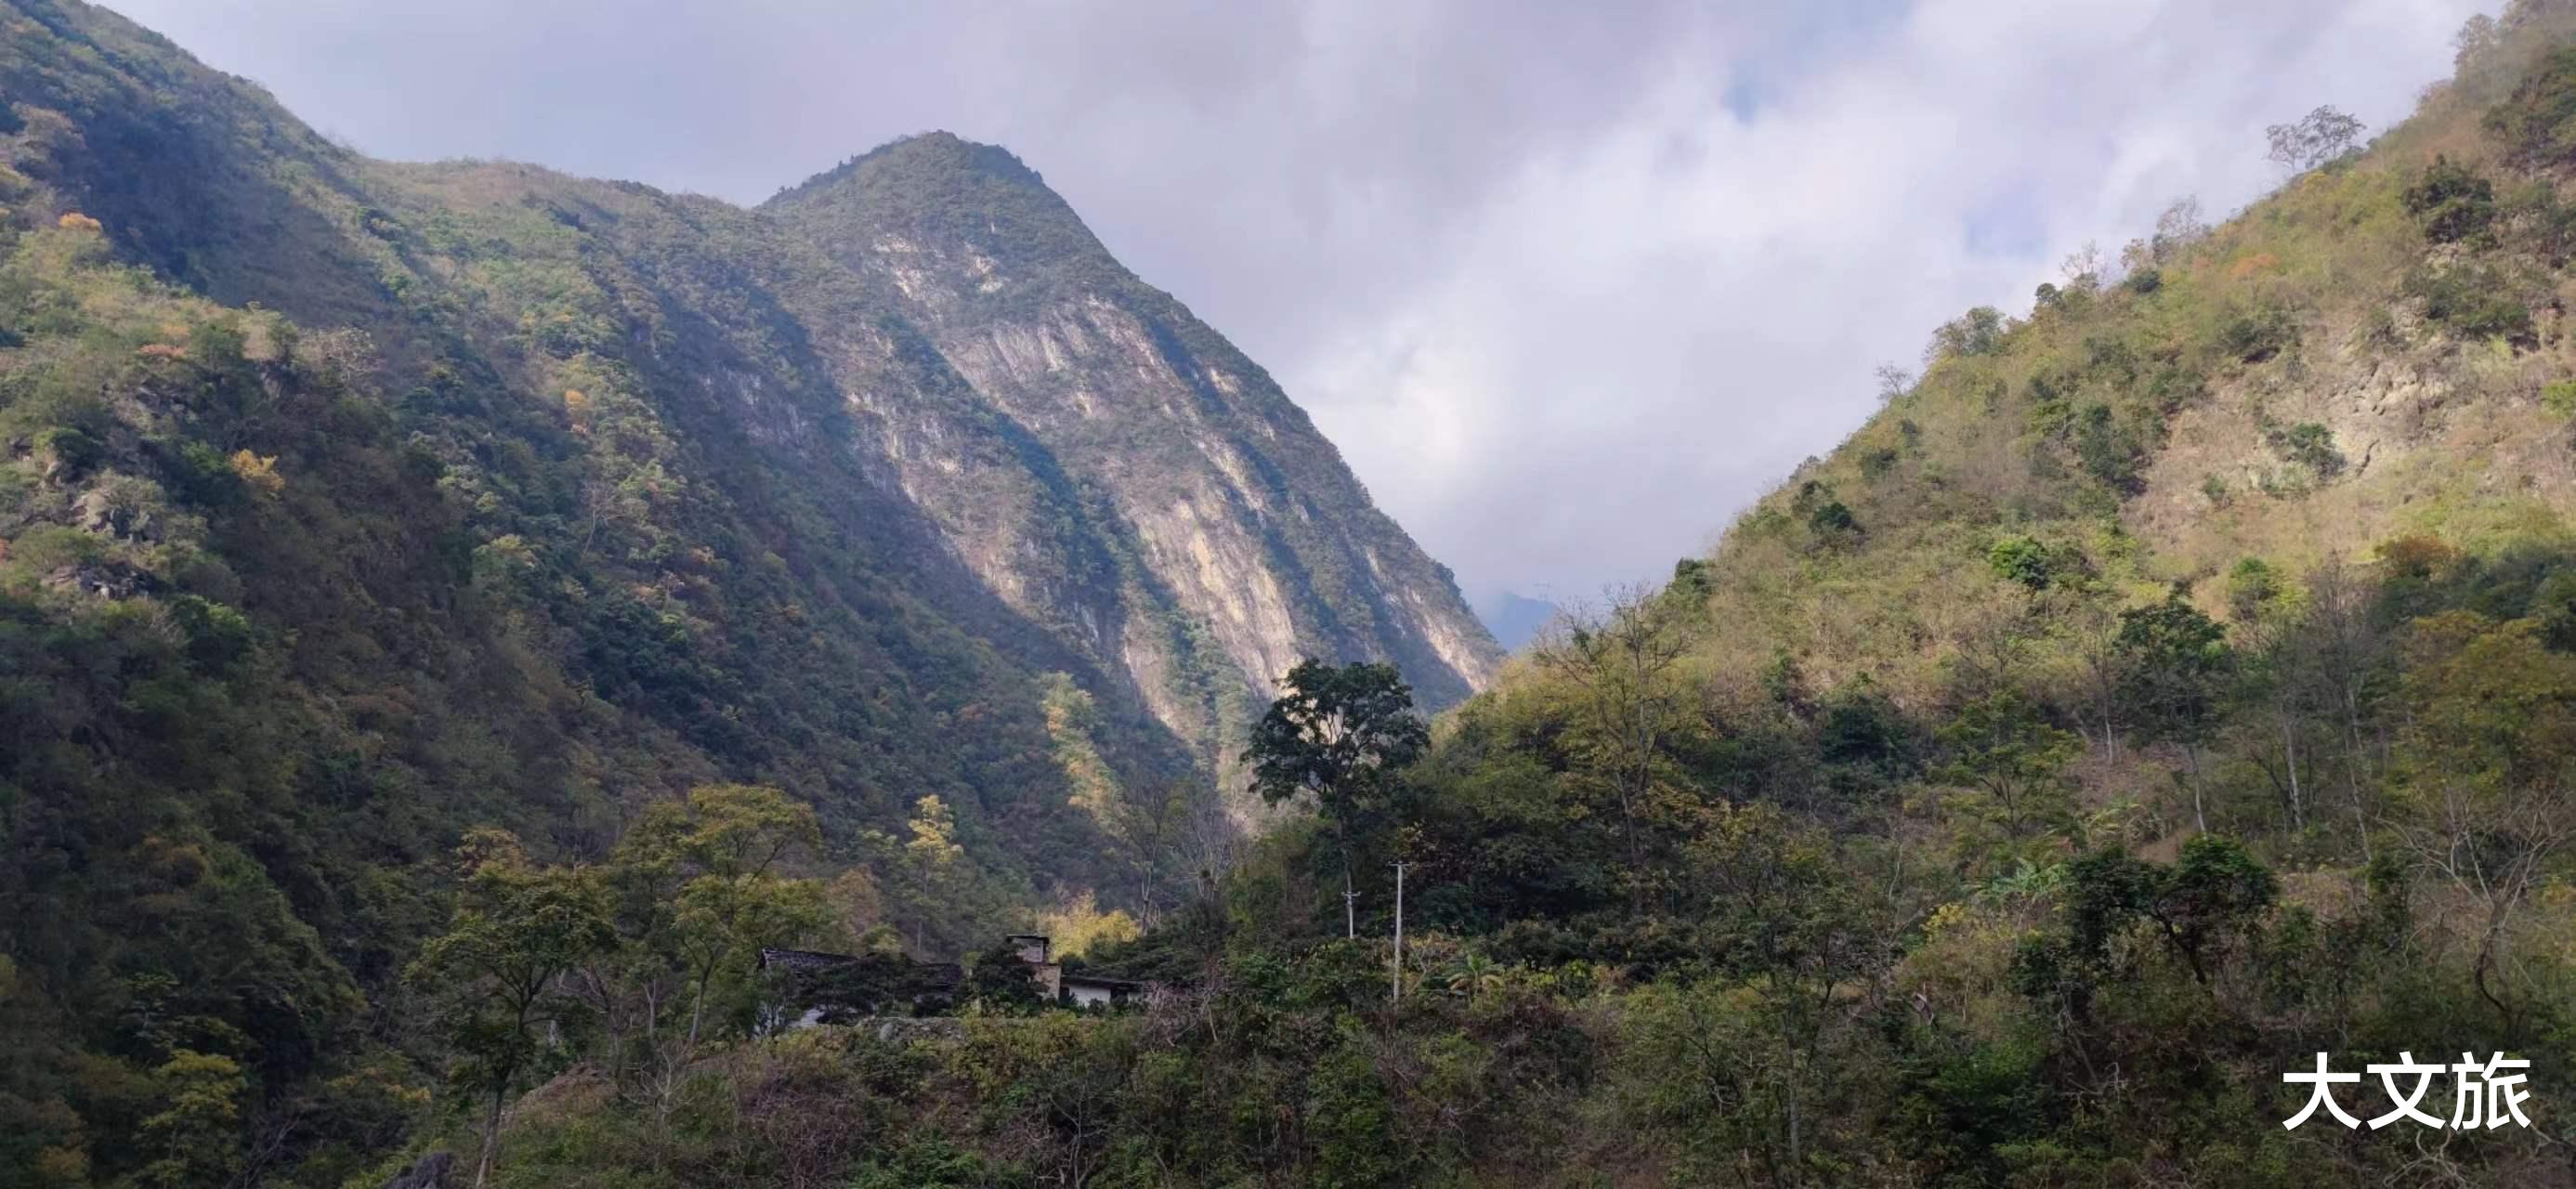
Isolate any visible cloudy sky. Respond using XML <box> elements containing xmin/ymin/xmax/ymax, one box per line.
<box><xmin>110</xmin><ymin>0</ymin><xmax>2482</xmax><ymax>609</ymax></box>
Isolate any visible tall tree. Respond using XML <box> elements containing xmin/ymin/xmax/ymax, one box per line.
<box><xmin>2116</xmin><ymin>594</ymin><xmax>2232</xmax><ymax>832</ymax></box>
<box><xmin>2226</xmin><ymin>558</ymin><xmax>2313</xmax><ymax>830</ymax></box>
<box><xmin>2390</xmin><ymin>611</ymin><xmax>2576</xmax><ymax>1035</ymax></box>
<box><xmin>409</xmin><ymin>830</ymin><xmax>618</xmax><ymax>1189</ymax></box>
<box><xmin>2302</xmin><ymin>556</ymin><xmax>2386</xmax><ymax>857</ymax></box>
<box><xmin>1935</xmin><ymin>690</ymin><xmax>2081</xmax><ymax>842</ymax></box>
<box><xmin>1539</xmin><ymin>588</ymin><xmax>1690</xmax><ymax>914</ymax></box>
<box><xmin>1245</xmin><ymin>659</ymin><xmax>1430</xmax><ymax>937</ymax></box>
<box><xmin>616</xmin><ymin>784</ymin><xmax>827</xmax><ymax>1049</ymax></box>
<box><xmin>2266</xmin><ymin>105</ymin><xmax>2366</xmax><ymax>171</ymax></box>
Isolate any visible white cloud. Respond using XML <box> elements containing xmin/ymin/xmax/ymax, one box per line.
<box><xmin>107</xmin><ymin>0</ymin><xmax>2487</xmax><ymax>603</ymax></box>
<box><xmin>1279</xmin><ymin>0</ymin><xmax>2482</xmax><ymax>599</ymax></box>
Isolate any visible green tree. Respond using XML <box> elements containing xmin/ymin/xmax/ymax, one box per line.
<box><xmin>2391</xmin><ymin>611</ymin><xmax>2576</xmax><ymax>1033</ymax></box>
<box><xmin>1246</xmin><ymin>659</ymin><xmax>1431</xmax><ymax>936</ymax></box>
<box><xmin>2402</xmin><ymin>155</ymin><xmax>2497</xmax><ymax>244</ymax></box>
<box><xmin>2059</xmin><ymin>835</ymin><xmax>2276</xmax><ymax>986</ymax></box>
<box><xmin>620</xmin><ymin>784</ymin><xmax>828</xmax><ymax>1049</ymax></box>
<box><xmin>1935</xmin><ymin>691</ymin><xmax>2081</xmax><ymax>842</ymax></box>
<box><xmin>136</xmin><ymin>1050</ymin><xmax>246</xmax><ymax>1189</ymax></box>
<box><xmin>1987</xmin><ymin>535</ymin><xmax>2056</xmax><ymax>591</ymax></box>
<box><xmin>877</xmin><ymin>793</ymin><xmax>970</xmax><ymax>955</ymax></box>
<box><xmin>2228</xmin><ymin>558</ymin><xmax>2317</xmax><ymax>830</ymax></box>
<box><xmin>408</xmin><ymin>830</ymin><xmax>618</xmax><ymax>1189</ymax></box>
<box><xmin>961</xmin><ymin>941</ymin><xmax>1047</xmax><ymax>1015</ymax></box>
<box><xmin>1538</xmin><ymin>589</ymin><xmax>1690</xmax><ymax>913</ymax></box>
<box><xmin>2116</xmin><ymin>594</ymin><xmax>2232</xmax><ymax>831</ymax></box>
<box><xmin>1445</xmin><ymin>951</ymin><xmax>1504</xmax><ymax>1002</ymax></box>
<box><xmin>604</xmin><ymin>785</ymin><xmax>829</xmax><ymax>1127</ymax></box>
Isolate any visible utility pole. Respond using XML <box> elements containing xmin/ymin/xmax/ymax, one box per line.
<box><xmin>1390</xmin><ymin>861</ymin><xmax>1407</xmax><ymax>1001</ymax></box>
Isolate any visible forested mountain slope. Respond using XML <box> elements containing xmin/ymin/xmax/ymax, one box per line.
<box><xmin>33</xmin><ymin>0</ymin><xmax>2576</xmax><ymax>1184</ymax></box>
<box><xmin>403</xmin><ymin>4</ymin><xmax>2576</xmax><ymax>1187</ymax></box>
<box><xmin>0</xmin><ymin>0</ymin><xmax>1497</xmax><ymax>1182</ymax></box>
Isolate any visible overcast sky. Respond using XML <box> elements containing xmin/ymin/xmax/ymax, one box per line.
<box><xmin>108</xmin><ymin>0</ymin><xmax>2483</xmax><ymax>608</ymax></box>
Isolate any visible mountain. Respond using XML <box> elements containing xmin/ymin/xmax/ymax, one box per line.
<box><xmin>759</xmin><ymin>134</ymin><xmax>1499</xmax><ymax>764</ymax></box>
<box><xmin>438</xmin><ymin>4</ymin><xmax>2576</xmax><ymax>1187</ymax></box>
<box><xmin>30</xmin><ymin>0</ymin><xmax>2576</xmax><ymax>1185</ymax></box>
<box><xmin>1472</xmin><ymin>588</ymin><xmax>1561</xmax><ymax>651</ymax></box>
<box><xmin>0</xmin><ymin>0</ymin><xmax>1497</xmax><ymax>1179</ymax></box>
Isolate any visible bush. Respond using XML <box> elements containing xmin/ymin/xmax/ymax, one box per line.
<box><xmin>32</xmin><ymin>425</ymin><xmax>104</xmax><ymax>480</ymax></box>
<box><xmin>2401</xmin><ymin>156</ymin><xmax>2496</xmax><ymax>245</ymax></box>
<box><xmin>2402</xmin><ymin>263</ymin><xmax>2532</xmax><ymax>342</ymax></box>
<box><xmin>2074</xmin><ymin>402</ymin><xmax>2149</xmax><ymax>493</ymax></box>
<box><xmin>168</xmin><ymin>595</ymin><xmax>255</xmax><ymax>672</ymax></box>
<box><xmin>2265</xmin><ymin>422</ymin><xmax>2346</xmax><ymax>480</ymax></box>
<box><xmin>1809</xmin><ymin>500</ymin><xmax>1860</xmax><ymax>540</ymax></box>
<box><xmin>850</xmin><ymin>1139</ymin><xmax>1028</xmax><ymax>1189</ymax></box>
<box><xmin>2217</xmin><ymin>309</ymin><xmax>2295</xmax><ymax>363</ymax></box>
<box><xmin>1987</xmin><ymin>536</ymin><xmax>2055</xmax><ymax>590</ymax></box>
<box><xmin>2544</xmin><ymin>379</ymin><xmax>2576</xmax><ymax>418</ymax></box>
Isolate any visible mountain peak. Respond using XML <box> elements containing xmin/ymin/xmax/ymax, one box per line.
<box><xmin>763</xmin><ymin>129</ymin><xmax>1114</xmax><ymax>275</ymax></box>
<box><xmin>768</xmin><ymin>130</ymin><xmax>1048</xmax><ymax>206</ymax></box>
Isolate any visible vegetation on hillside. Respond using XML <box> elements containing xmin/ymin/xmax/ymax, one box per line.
<box><xmin>307</xmin><ymin>4</ymin><xmax>2576</xmax><ymax>1187</ymax></box>
<box><xmin>22</xmin><ymin>0</ymin><xmax>2576</xmax><ymax>1186</ymax></box>
<box><xmin>0</xmin><ymin>0</ymin><xmax>1478</xmax><ymax>1183</ymax></box>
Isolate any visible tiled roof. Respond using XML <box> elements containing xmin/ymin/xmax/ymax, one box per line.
<box><xmin>758</xmin><ymin>947</ymin><xmax>860</xmax><ymax>971</ymax></box>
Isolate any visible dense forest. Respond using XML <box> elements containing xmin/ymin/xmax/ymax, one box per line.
<box><xmin>21</xmin><ymin>0</ymin><xmax>2576</xmax><ymax>1187</ymax></box>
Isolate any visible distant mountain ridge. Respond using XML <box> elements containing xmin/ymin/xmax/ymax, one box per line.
<box><xmin>1475</xmin><ymin>588</ymin><xmax>1562</xmax><ymax>651</ymax></box>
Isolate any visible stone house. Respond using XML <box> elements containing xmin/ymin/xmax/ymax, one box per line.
<box><xmin>759</xmin><ymin>933</ymin><xmax>1145</xmax><ymax>1023</ymax></box>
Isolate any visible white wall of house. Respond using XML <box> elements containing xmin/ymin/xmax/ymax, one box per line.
<box><xmin>1066</xmin><ymin>982</ymin><xmax>1117</xmax><ymax>1009</ymax></box>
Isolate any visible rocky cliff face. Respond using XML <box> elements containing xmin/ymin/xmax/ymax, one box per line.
<box><xmin>765</xmin><ymin>135</ymin><xmax>1502</xmax><ymax>788</ymax></box>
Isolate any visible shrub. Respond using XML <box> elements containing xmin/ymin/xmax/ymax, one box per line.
<box><xmin>2225</xmin><ymin>557</ymin><xmax>2284</xmax><ymax>621</ymax></box>
<box><xmin>2376</xmin><ymin>534</ymin><xmax>2459</xmax><ymax>579</ymax></box>
<box><xmin>32</xmin><ymin>425</ymin><xmax>104</xmax><ymax>480</ymax></box>
<box><xmin>2265</xmin><ymin>422</ymin><xmax>2346</xmax><ymax>480</ymax></box>
<box><xmin>2073</xmin><ymin>402</ymin><xmax>2148</xmax><ymax>493</ymax></box>
<box><xmin>1809</xmin><ymin>500</ymin><xmax>1861</xmax><ymax>540</ymax></box>
<box><xmin>2402</xmin><ymin>263</ymin><xmax>2532</xmax><ymax>342</ymax></box>
<box><xmin>2217</xmin><ymin>308</ymin><xmax>2295</xmax><ymax>363</ymax></box>
<box><xmin>169</xmin><ymin>595</ymin><xmax>255</xmax><ymax>671</ymax></box>
<box><xmin>2507</xmin><ymin>180</ymin><xmax>2576</xmax><ymax>267</ymax></box>
<box><xmin>1987</xmin><ymin>536</ymin><xmax>2055</xmax><ymax>590</ymax></box>
<box><xmin>2401</xmin><ymin>156</ymin><xmax>2496</xmax><ymax>245</ymax></box>
<box><xmin>2547</xmin><ymin>380</ymin><xmax>2576</xmax><ymax>418</ymax></box>
<box><xmin>228</xmin><ymin>450</ymin><xmax>284</xmax><ymax>494</ymax></box>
